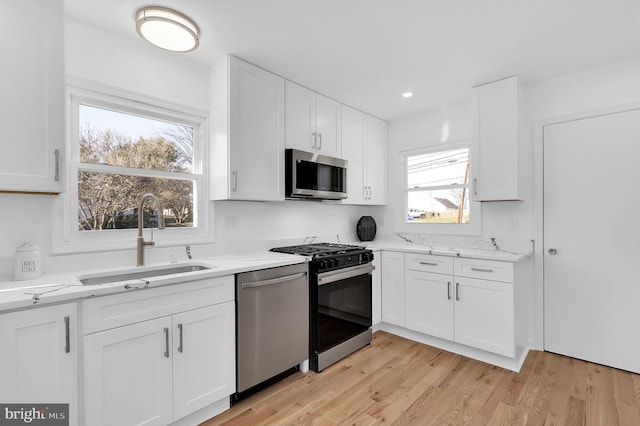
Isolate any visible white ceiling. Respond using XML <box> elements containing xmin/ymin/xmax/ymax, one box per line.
<box><xmin>64</xmin><ymin>0</ymin><xmax>640</xmax><ymax>120</ymax></box>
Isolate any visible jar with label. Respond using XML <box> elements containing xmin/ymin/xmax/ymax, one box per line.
<box><xmin>13</xmin><ymin>242</ymin><xmax>42</xmax><ymax>281</ymax></box>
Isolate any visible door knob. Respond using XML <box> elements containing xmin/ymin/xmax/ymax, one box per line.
<box><xmin>548</xmin><ymin>248</ymin><xmax>558</xmax><ymax>255</ymax></box>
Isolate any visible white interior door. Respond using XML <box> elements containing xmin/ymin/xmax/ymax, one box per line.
<box><xmin>544</xmin><ymin>108</ymin><xmax>640</xmax><ymax>373</ymax></box>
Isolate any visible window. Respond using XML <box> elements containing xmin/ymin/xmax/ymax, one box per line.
<box><xmin>56</xmin><ymin>86</ymin><xmax>208</xmax><ymax>252</ymax></box>
<box><xmin>399</xmin><ymin>142</ymin><xmax>480</xmax><ymax>235</ymax></box>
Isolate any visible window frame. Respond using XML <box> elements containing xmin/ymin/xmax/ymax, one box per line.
<box><xmin>54</xmin><ymin>84</ymin><xmax>210</xmax><ymax>254</ymax></box>
<box><xmin>396</xmin><ymin>140</ymin><xmax>481</xmax><ymax>236</ymax></box>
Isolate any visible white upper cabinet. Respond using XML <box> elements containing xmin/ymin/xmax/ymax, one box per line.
<box><xmin>285</xmin><ymin>81</ymin><xmax>341</xmax><ymax>157</ymax></box>
<box><xmin>211</xmin><ymin>55</ymin><xmax>285</xmax><ymax>201</ymax></box>
<box><xmin>341</xmin><ymin>106</ymin><xmax>387</xmax><ymax>205</ymax></box>
<box><xmin>364</xmin><ymin>114</ymin><xmax>388</xmax><ymax>204</ymax></box>
<box><xmin>0</xmin><ymin>0</ymin><xmax>64</xmax><ymax>193</ymax></box>
<box><xmin>471</xmin><ymin>75</ymin><xmax>520</xmax><ymax>201</ymax></box>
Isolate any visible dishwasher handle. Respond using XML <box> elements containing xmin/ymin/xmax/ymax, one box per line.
<box><xmin>241</xmin><ymin>272</ymin><xmax>307</xmax><ymax>289</ymax></box>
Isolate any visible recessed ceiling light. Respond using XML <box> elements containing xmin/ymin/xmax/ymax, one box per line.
<box><xmin>402</xmin><ymin>91</ymin><xmax>413</xmax><ymax>98</ymax></box>
<box><xmin>135</xmin><ymin>6</ymin><xmax>200</xmax><ymax>52</ymax></box>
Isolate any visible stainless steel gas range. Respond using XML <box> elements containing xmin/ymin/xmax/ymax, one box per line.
<box><xmin>271</xmin><ymin>243</ymin><xmax>374</xmax><ymax>372</ymax></box>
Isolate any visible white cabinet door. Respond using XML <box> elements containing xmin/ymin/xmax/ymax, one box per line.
<box><xmin>0</xmin><ymin>303</ymin><xmax>78</xmax><ymax>425</ymax></box>
<box><xmin>314</xmin><ymin>94</ymin><xmax>341</xmax><ymax>157</ymax></box>
<box><xmin>405</xmin><ymin>270</ymin><xmax>454</xmax><ymax>340</ymax></box>
<box><xmin>84</xmin><ymin>317</ymin><xmax>173</xmax><ymax>426</ymax></box>
<box><xmin>371</xmin><ymin>253</ymin><xmax>382</xmax><ymax>326</ymax></box>
<box><xmin>364</xmin><ymin>115</ymin><xmax>387</xmax><ymax>205</ymax></box>
<box><xmin>0</xmin><ymin>0</ymin><xmax>64</xmax><ymax>193</ymax></box>
<box><xmin>454</xmin><ymin>277</ymin><xmax>514</xmax><ymax>357</ymax></box>
<box><xmin>211</xmin><ymin>55</ymin><xmax>285</xmax><ymax>201</ymax></box>
<box><xmin>341</xmin><ymin>106</ymin><xmax>388</xmax><ymax>205</ymax></box>
<box><xmin>381</xmin><ymin>251</ymin><xmax>405</xmax><ymax>326</ymax></box>
<box><xmin>173</xmin><ymin>302</ymin><xmax>235</xmax><ymax>420</ymax></box>
<box><xmin>285</xmin><ymin>81</ymin><xmax>341</xmax><ymax>157</ymax></box>
<box><xmin>285</xmin><ymin>81</ymin><xmax>317</xmax><ymax>152</ymax></box>
<box><xmin>471</xmin><ymin>75</ymin><xmax>519</xmax><ymax>201</ymax></box>
<box><xmin>341</xmin><ymin>105</ymin><xmax>366</xmax><ymax>204</ymax></box>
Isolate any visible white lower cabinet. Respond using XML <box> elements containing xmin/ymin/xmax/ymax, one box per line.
<box><xmin>0</xmin><ymin>303</ymin><xmax>78</xmax><ymax>426</ymax></box>
<box><xmin>405</xmin><ymin>270</ymin><xmax>453</xmax><ymax>340</ymax></box>
<box><xmin>371</xmin><ymin>251</ymin><xmax>382</xmax><ymax>326</ymax></box>
<box><xmin>83</xmin><ymin>277</ymin><xmax>235</xmax><ymax>426</ymax></box>
<box><xmin>380</xmin><ymin>251</ymin><xmax>405</xmax><ymax>326</ymax></box>
<box><xmin>172</xmin><ymin>304</ymin><xmax>235</xmax><ymax>420</ymax></box>
<box><xmin>84</xmin><ymin>317</ymin><xmax>174</xmax><ymax>426</ymax></box>
<box><xmin>454</xmin><ymin>277</ymin><xmax>514</xmax><ymax>357</ymax></box>
<box><xmin>383</xmin><ymin>251</ymin><xmax>524</xmax><ymax>367</ymax></box>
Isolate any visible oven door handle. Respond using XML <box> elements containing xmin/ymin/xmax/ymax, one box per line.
<box><xmin>241</xmin><ymin>272</ymin><xmax>307</xmax><ymax>289</ymax></box>
<box><xmin>317</xmin><ymin>263</ymin><xmax>375</xmax><ymax>286</ymax></box>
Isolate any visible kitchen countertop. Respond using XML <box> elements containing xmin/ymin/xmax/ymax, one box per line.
<box><xmin>363</xmin><ymin>241</ymin><xmax>532</xmax><ymax>262</ymax></box>
<box><xmin>0</xmin><ymin>238</ymin><xmax>532</xmax><ymax>313</ymax></box>
<box><xmin>0</xmin><ymin>252</ymin><xmax>306</xmax><ymax>312</ymax></box>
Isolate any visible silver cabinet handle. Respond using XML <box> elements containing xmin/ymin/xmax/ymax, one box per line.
<box><xmin>64</xmin><ymin>316</ymin><xmax>70</xmax><ymax>354</ymax></box>
<box><xmin>419</xmin><ymin>261</ymin><xmax>438</xmax><ymax>266</ymax></box>
<box><xmin>312</xmin><ymin>132</ymin><xmax>317</xmax><ymax>149</ymax></box>
<box><xmin>177</xmin><ymin>324</ymin><xmax>183</xmax><ymax>353</ymax></box>
<box><xmin>54</xmin><ymin>149</ymin><xmax>60</xmax><ymax>182</ymax></box>
<box><xmin>470</xmin><ymin>267</ymin><xmax>494</xmax><ymax>273</ymax></box>
<box><xmin>318</xmin><ymin>133</ymin><xmax>322</xmax><ymax>150</ymax></box>
<box><xmin>456</xmin><ymin>283</ymin><xmax>460</xmax><ymax>301</ymax></box>
<box><xmin>447</xmin><ymin>282</ymin><xmax>451</xmax><ymax>300</ymax></box>
<box><xmin>164</xmin><ymin>327</ymin><xmax>170</xmax><ymax>358</ymax></box>
<box><xmin>548</xmin><ymin>248</ymin><xmax>558</xmax><ymax>255</ymax></box>
<box><xmin>363</xmin><ymin>186</ymin><xmax>367</xmax><ymax>200</ymax></box>
<box><xmin>473</xmin><ymin>178</ymin><xmax>478</xmax><ymax>196</ymax></box>
<box><xmin>242</xmin><ymin>272</ymin><xmax>307</xmax><ymax>289</ymax></box>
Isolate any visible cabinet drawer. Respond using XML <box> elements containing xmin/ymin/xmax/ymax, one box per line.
<box><xmin>82</xmin><ymin>276</ymin><xmax>234</xmax><ymax>334</ymax></box>
<box><xmin>454</xmin><ymin>258</ymin><xmax>513</xmax><ymax>283</ymax></box>
<box><xmin>405</xmin><ymin>253</ymin><xmax>453</xmax><ymax>275</ymax></box>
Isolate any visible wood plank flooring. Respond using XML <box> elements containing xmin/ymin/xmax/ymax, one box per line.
<box><xmin>201</xmin><ymin>331</ymin><xmax>640</xmax><ymax>425</ymax></box>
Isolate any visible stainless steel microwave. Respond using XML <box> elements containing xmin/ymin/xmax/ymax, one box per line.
<box><xmin>285</xmin><ymin>149</ymin><xmax>347</xmax><ymax>200</ymax></box>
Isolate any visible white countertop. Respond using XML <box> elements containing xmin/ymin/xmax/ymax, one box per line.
<box><xmin>0</xmin><ymin>252</ymin><xmax>305</xmax><ymax>312</ymax></box>
<box><xmin>363</xmin><ymin>241</ymin><xmax>531</xmax><ymax>262</ymax></box>
<box><xmin>0</xmin><ymin>238</ymin><xmax>531</xmax><ymax>313</ymax></box>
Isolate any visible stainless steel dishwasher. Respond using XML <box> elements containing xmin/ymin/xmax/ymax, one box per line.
<box><xmin>234</xmin><ymin>262</ymin><xmax>309</xmax><ymax>401</ymax></box>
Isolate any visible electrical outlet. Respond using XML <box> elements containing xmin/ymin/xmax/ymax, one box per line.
<box><xmin>509</xmin><ymin>217</ymin><xmax>519</xmax><ymax>232</ymax></box>
<box><xmin>225</xmin><ymin>215</ymin><xmax>238</xmax><ymax>231</ymax></box>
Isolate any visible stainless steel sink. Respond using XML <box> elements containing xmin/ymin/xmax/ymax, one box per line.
<box><xmin>79</xmin><ymin>264</ymin><xmax>212</xmax><ymax>285</ymax></box>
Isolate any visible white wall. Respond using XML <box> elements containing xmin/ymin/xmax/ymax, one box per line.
<box><xmin>525</xmin><ymin>55</ymin><xmax>640</xmax><ymax>348</ymax></box>
<box><xmin>213</xmin><ymin>201</ymin><xmax>385</xmax><ymax>245</ymax></box>
<box><xmin>387</xmin><ymin>55</ymin><xmax>640</xmax><ymax>244</ymax></box>
<box><xmin>386</xmin><ymin>98</ymin><xmax>534</xmax><ymax>242</ymax></box>
<box><xmin>64</xmin><ymin>18</ymin><xmax>210</xmax><ymax>110</ymax></box>
<box><xmin>386</xmin><ymin>54</ymin><xmax>640</xmax><ymax>349</ymax></box>
<box><xmin>0</xmin><ymin>18</ymin><xmax>385</xmax><ymax>279</ymax></box>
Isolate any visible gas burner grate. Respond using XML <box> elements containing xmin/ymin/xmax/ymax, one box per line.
<box><xmin>270</xmin><ymin>243</ymin><xmax>365</xmax><ymax>257</ymax></box>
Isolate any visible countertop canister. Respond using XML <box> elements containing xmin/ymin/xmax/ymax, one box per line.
<box><xmin>13</xmin><ymin>242</ymin><xmax>42</xmax><ymax>281</ymax></box>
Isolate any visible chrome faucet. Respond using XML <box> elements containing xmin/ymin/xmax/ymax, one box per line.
<box><xmin>137</xmin><ymin>193</ymin><xmax>165</xmax><ymax>267</ymax></box>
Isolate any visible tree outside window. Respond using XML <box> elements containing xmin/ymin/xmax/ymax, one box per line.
<box><xmin>76</xmin><ymin>104</ymin><xmax>199</xmax><ymax>232</ymax></box>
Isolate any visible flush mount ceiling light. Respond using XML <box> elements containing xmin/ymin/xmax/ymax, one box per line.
<box><xmin>402</xmin><ymin>91</ymin><xmax>413</xmax><ymax>98</ymax></box>
<box><xmin>135</xmin><ymin>6</ymin><xmax>200</xmax><ymax>52</ymax></box>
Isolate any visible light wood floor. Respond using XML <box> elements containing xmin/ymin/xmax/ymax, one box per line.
<box><xmin>201</xmin><ymin>331</ymin><xmax>640</xmax><ymax>425</ymax></box>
